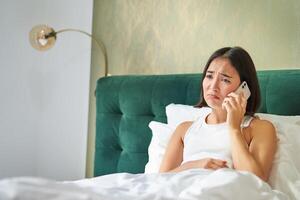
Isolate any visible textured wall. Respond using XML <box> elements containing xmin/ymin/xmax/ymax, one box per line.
<box><xmin>92</xmin><ymin>0</ymin><xmax>300</xmax><ymax>76</ymax></box>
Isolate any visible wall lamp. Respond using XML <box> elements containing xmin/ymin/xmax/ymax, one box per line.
<box><xmin>29</xmin><ymin>24</ymin><xmax>108</xmax><ymax>77</ymax></box>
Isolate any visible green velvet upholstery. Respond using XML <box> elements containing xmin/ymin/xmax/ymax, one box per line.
<box><xmin>94</xmin><ymin>69</ymin><xmax>300</xmax><ymax>176</ymax></box>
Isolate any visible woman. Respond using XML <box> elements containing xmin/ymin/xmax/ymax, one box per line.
<box><xmin>159</xmin><ymin>47</ymin><xmax>277</xmax><ymax>182</ymax></box>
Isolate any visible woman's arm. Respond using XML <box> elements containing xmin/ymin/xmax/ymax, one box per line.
<box><xmin>230</xmin><ymin>119</ymin><xmax>277</xmax><ymax>182</ymax></box>
<box><xmin>159</xmin><ymin>121</ymin><xmax>191</xmax><ymax>172</ymax></box>
<box><xmin>224</xmin><ymin>92</ymin><xmax>277</xmax><ymax>181</ymax></box>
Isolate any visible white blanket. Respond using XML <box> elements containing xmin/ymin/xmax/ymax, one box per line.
<box><xmin>0</xmin><ymin>169</ymin><xmax>289</xmax><ymax>200</ymax></box>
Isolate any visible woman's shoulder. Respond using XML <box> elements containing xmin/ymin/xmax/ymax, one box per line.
<box><xmin>250</xmin><ymin>116</ymin><xmax>274</xmax><ymax>128</ymax></box>
<box><xmin>177</xmin><ymin>121</ymin><xmax>193</xmax><ymax>130</ymax></box>
<box><xmin>249</xmin><ymin>116</ymin><xmax>276</xmax><ymax>137</ymax></box>
<box><xmin>175</xmin><ymin>121</ymin><xmax>194</xmax><ymax>140</ymax></box>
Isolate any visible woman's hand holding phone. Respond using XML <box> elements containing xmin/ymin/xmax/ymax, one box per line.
<box><xmin>222</xmin><ymin>81</ymin><xmax>250</xmax><ymax>130</ymax></box>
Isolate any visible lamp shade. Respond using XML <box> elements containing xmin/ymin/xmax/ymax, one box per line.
<box><xmin>29</xmin><ymin>24</ymin><xmax>56</xmax><ymax>51</ymax></box>
<box><xmin>29</xmin><ymin>24</ymin><xmax>108</xmax><ymax>76</ymax></box>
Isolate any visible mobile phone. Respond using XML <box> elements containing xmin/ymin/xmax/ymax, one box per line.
<box><xmin>235</xmin><ymin>81</ymin><xmax>251</xmax><ymax>100</ymax></box>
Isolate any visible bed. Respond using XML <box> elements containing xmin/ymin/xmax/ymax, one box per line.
<box><xmin>94</xmin><ymin>69</ymin><xmax>300</xmax><ymax>175</ymax></box>
<box><xmin>1</xmin><ymin>69</ymin><xmax>300</xmax><ymax>199</ymax></box>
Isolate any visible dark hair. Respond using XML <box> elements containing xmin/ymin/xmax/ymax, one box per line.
<box><xmin>195</xmin><ymin>47</ymin><xmax>260</xmax><ymax>116</ymax></box>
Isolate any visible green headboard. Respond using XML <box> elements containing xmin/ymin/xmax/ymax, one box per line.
<box><xmin>94</xmin><ymin>69</ymin><xmax>300</xmax><ymax>176</ymax></box>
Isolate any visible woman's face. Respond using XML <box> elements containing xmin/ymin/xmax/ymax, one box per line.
<box><xmin>202</xmin><ymin>57</ymin><xmax>241</xmax><ymax>109</ymax></box>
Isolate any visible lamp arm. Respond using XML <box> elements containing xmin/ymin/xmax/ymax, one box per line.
<box><xmin>56</xmin><ymin>28</ymin><xmax>108</xmax><ymax>77</ymax></box>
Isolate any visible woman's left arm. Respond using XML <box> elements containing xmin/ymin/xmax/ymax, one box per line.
<box><xmin>224</xmin><ymin>93</ymin><xmax>277</xmax><ymax>182</ymax></box>
<box><xmin>229</xmin><ymin>120</ymin><xmax>277</xmax><ymax>182</ymax></box>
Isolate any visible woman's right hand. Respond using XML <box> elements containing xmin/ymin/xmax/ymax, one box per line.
<box><xmin>183</xmin><ymin>158</ymin><xmax>228</xmax><ymax>170</ymax></box>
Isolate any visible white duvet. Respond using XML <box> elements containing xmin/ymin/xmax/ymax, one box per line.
<box><xmin>0</xmin><ymin>169</ymin><xmax>289</xmax><ymax>200</ymax></box>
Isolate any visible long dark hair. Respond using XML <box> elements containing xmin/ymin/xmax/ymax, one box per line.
<box><xmin>195</xmin><ymin>47</ymin><xmax>260</xmax><ymax>116</ymax></box>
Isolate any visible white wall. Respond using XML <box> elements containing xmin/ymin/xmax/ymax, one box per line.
<box><xmin>0</xmin><ymin>0</ymin><xmax>93</xmax><ymax>180</ymax></box>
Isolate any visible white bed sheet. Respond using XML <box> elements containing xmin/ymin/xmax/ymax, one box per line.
<box><xmin>0</xmin><ymin>169</ymin><xmax>288</xmax><ymax>200</ymax></box>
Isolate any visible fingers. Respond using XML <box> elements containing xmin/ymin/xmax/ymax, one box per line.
<box><xmin>224</xmin><ymin>96</ymin><xmax>237</xmax><ymax>108</ymax></box>
<box><xmin>203</xmin><ymin>158</ymin><xmax>228</xmax><ymax>170</ymax></box>
<box><xmin>223</xmin><ymin>92</ymin><xmax>247</xmax><ymax>112</ymax></box>
<box><xmin>222</xmin><ymin>96</ymin><xmax>234</xmax><ymax>111</ymax></box>
<box><xmin>228</xmin><ymin>92</ymin><xmax>247</xmax><ymax>106</ymax></box>
<box><xmin>211</xmin><ymin>159</ymin><xmax>227</xmax><ymax>166</ymax></box>
<box><xmin>205</xmin><ymin>162</ymin><xmax>221</xmax><ymax>170</ymax></box>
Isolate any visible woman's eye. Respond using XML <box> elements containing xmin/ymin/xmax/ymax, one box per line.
<box><xmin>205</xmin><ymin>74</ymin><xmax>213</xmax><ymax>79</ymax></box>
<box><xmin>222</xmin><ymin>78</ymin><xmax>231</xmax><ymax>83</ymax></box>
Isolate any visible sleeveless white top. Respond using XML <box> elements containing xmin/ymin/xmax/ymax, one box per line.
<box><xmin>182</xmin><ymin>107</ymin><xmax>253</xmax><ymax>168</ymax></box>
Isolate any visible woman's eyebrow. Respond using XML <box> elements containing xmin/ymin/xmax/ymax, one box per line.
<box><xmin>207</xmin><ymin>70</ymin><xmax>232</xmax><ymax>78</ymax></box>
<box><xmin>220</xmin><ymin>73</ymin><xmax>233</xmax><ymax>78</ymax></box>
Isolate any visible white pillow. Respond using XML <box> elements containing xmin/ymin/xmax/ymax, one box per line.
<box><xmin>257</xmin><ymin>113</ymin><xmax>300</xmax><ymax>199</ymax></box>
<box><xmin>166</xmin><ymin>103</ymin><xmax>211</xmax><ymax>128</ymax></box>
<box><xmin>267</xmin><ymin>134</ymin><xmax>300</xmax><ymax>199</ymax></box>
<box><xmin>256</xmin><ymin>113</ymin><xmax>300</xmax><ymax>170</ymax></box>
<box><xmin>144</xmin><ymin>121</ymin><xmax>174</xmax><ymax>173</ymax></box>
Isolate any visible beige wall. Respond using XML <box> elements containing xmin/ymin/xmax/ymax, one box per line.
<box><xmin>87</xmin><ymin>0</ymin><xmax>300</xmax><ymax>177</ymax></box>
<box><xmin>93</xmin><ymin>0</ymin><xmax>300</xmax><ymax>76</ymax></box>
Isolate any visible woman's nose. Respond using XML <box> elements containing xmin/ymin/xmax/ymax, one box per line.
<box><xmin>210</xmin><ymin>78</ymin><xmax>219</xmax><ymax>91</ymax></box>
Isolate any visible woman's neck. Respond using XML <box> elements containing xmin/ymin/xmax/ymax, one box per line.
<box><xmin>206</xmin><ymin>108</ymin><xmax>227</xmax><ymax>124</ymax></box>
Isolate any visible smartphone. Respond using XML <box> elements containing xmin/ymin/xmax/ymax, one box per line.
<box><xmin>235</xmin><ymin>81</ymin><xmax>251</xmax><ymax>100</ymax></box>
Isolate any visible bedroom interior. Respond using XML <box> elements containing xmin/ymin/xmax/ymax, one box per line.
<box><xmin>0</xmin><ymin>0</ymin><xmax>300</xmax><ymax>199</ymax></box>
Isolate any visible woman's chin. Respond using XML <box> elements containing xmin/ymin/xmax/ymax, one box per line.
<box><xmin>206</xmin><ymin>102</ymin><xmax>222</xmax><ymax>110</ymax></box>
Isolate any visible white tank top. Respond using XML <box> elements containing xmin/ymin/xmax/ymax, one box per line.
<box><xmin>182</xmin><ymin>107</ymin><xmax>253</xmax><ymax>168</ymax></box>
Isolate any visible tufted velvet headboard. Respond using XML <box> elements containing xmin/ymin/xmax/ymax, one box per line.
<box><xmin>94</xmin><ymin>69</ymin><xmax>300</xmax><ymax>176</ymax></box>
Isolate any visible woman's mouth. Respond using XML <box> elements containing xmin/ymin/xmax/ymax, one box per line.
<box><xmin>207</xmin><ymin>94</ymin><xmax>220</xmax><ymax>100</ymax></box>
